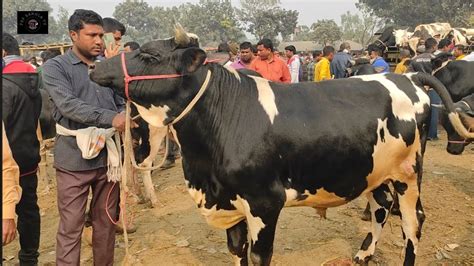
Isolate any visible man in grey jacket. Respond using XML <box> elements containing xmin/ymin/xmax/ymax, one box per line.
<box><xmin>330</xmin><ymin>42</ymin><xmax>353</xmax><ymax>79</ymax></box>
<box><xmin>42</xmin><ymin>9</ymin><xmax>126</xmax><ymax>265</ymax></box>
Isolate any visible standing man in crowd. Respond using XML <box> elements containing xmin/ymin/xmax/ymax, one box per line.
<box><xmin>2</xmin><ymin>32</ymin><xmax>42</xmax><ymax>265</ymax></box>
<box><xmin>394</xmin><ymin>48</ymin><xmax>411</xmax><ymax>74</ymax></box>
<box><xmin>330</xmin><ymin>42</ymin><xmax>352</xmax><ymax>79</ymax></box>
<box><xmin>409</xmin><ymin>37</ymin><xmax>440</xmax><ymax>140</ymax></box>
<box><xmin>314</xmin><ymin>46</ymin><xmax>334</xmax><ymax>82</ymax></box>
<box><xmin>250</xmin><ymin>38</ymin><xmax>291</xmax><ymax>83</ymax></box>
<box><xmin>307</xmin><ymin>51</ymin><xmax>321</xmax><ymax>82</ymax></box>
<box><xmin>367</xmin><ymin>44</ymin><xmax>389</xmax><ymax>73</ymax></box>
<box><xmin>434</xmin><ymin>38</ymin><xmax>452</xmax><ymax>55</ymax></box>
<box><xmin>285</xmin><ymin>45</ymin><xmax>300</xmax><ymax>83</ymax></box>
<box><xmin>42</xmin><ymin>9</ymin><xmax>125</xmax><ymax>265</ymax></box>
<box><xmin>453</xmin><ymin>45</ymin><xmax>466</xmax><ymax>60</ymax></box>
<box><xmin>230</xmin><ymin>41</ymin><xmax>254</xmax><ymax>70</ymax></box>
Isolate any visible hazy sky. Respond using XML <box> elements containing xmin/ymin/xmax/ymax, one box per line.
<box><xmin>47</xmin><ymin>0</ymin><xmax>359</xmax><ymax>26</ymax></box>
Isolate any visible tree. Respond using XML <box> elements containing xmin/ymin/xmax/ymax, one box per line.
<box><xmin>340</xmin><ymin>5</ymin><xmax>385</xmax><ymax>46</ymax></box>
<box><xmin>359</xmin><ymin>0</ymin><xmax>472</xmax><ymax>28</ymax></box>
<box><xmin>113</xmin><ymin>0</ymin><xmax>156</xmax><ymax>44</ymax></box>
<box><xmin>179</xmin><ymin>0</ymin><xmax>245</xmax><ymax>45</ymax></box>
<box><xmin>239</xmin><ymin>0</ymin><xmax>298</xmax><ymax>43</ymax></box>
<box><xmin>310</xmin><ymin>19</ymin><xmax>342</xmax><ymax>46</ymax></box>
<box><xmin>276</xmin><ymin>9</ymin><xmax>299</xmax><ymax>41</ymax></box>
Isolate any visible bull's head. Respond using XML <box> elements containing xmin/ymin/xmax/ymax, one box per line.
<box><xmin>439</xmin><ymin>102</ymin><xmax>472</xmax><ymax>155</ymax></box>
<box><xmin>90</xmin><ymin>25</ymin><xmax>208</xmax><ymax>127</ymax></box>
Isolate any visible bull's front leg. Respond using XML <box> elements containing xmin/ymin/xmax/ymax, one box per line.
<box><xmin>226</xmin><ymin>220</ymin><xmax>249</xmax><ymax>266</ymax></box>
<box><xmin>245</xmin><ymin>196</ymin><xmax>283</xmax><ymax>266</ymax></box>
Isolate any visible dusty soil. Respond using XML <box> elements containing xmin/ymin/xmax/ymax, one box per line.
<box><xmin>3</xmin><ymin>131</ymin><xmax>474</xmax><ymax>265</ymax></box>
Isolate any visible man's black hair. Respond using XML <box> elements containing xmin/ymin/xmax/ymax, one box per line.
<box><xmin>257</xmin><ymin>38</ymin><xmax>274</xmax><ymax>51</ymax></box>
<box><xmin>322</xmin><ymin>46</ymin><xmax>335</xmax><ymax>56</ymax></box>
<box><xmin>425</xmin><ymin>37</ymin><xmax>438</xmax><ymax>51</ymax></box>
<box><xmin>240</xmin><ymin>41</ymin><xmax>252</xmax><ymax>50</ymax></box>
<box><xmin>312</xmin><ymin>50</ymin><xmax>321</xmax><ymax>58</ymax></box>
<box><xmin>438</xmin><ymin>38</ymin><xmax>451</xmax><ymax>49</ymax></box>
<box><xmin>68</xmin><ymin>9</ymin><xmax>103</xmax><ymax>32</ymax></box>
<box><xmin>124</xmin><ymin>41</ymin><xmax>140</xmax><ymax>51</ymax></box>
<box><xmin>367</xmin><ymin>44</ymin><xmax>381</xmax><ymax>55</ymax></box>
<box><xmin>2</xmin><ymin>32</ymin><xmax>20</xmax><ymax>55</ymax></box>
<box><xmin>103</xmin><ymin>17</ymin><xmax>126</xmax><ymax>36</ymax></box>
<box><xmin>251</xmin><ymin>44</ymin><xmax>258</xmax><ymax>54</ymax></box>
<box><xmin>285</xmin><ymin>45</ymin><xmax>296</xmax><ymax>54</ymax></box>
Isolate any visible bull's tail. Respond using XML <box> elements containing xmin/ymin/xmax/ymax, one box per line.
<box><xmin>412</xmin><ymin>73</ymin><xmax>474</xmax><ymax>139</ymax></box>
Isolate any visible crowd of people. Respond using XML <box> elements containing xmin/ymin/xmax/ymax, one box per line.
<box><xmin>2</xmin><ymin>7</ymin><xmax>473</xmax><ymax>265</ymax></box>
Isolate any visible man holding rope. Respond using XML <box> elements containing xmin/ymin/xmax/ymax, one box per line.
<box><xmin>42</xmin><ymin>9</ymin><xmax>132</xmax><ymax>265</ymax></box>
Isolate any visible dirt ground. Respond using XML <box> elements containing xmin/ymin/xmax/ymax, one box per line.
<box><xmin>3</xmin><ymin>131</ymin><xmax>474</xmax><ymax>265</ymax></box>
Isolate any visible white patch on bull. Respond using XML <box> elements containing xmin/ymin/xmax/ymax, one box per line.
<box><xmin>362</xmin><ymin>118</ymin><xmax>419</xmax><ymax>192</ymax></box>
<box><xmin>184</xmin><ymin>181</ymin><xmax>249</xmax><ymax>232</ymax></box>
<box><xmin>224</xmin><ymin>65</ymin><xmax>241</xmax><ymax>82</ymax></box>
<box><xmin>284</xmin><ymin>188</ymin><xmax>298</xmax><ymax>206</ymax></box>
<box><xmin>249</xmin><ymin>76</ymin><xmax>279</xmax><ymax>124</ymax></box>
<box><xmin>185</xmin><ymin>181</ymin><xmax>265</xmax><ymax>243</ymax></box>
<box><xmin>230</xmin><ymin>195</ymin><xmax>265</xmax><ymax>244</ymax></box>
<box><xmin>356</xmin><ymin>74</ymin><xmax>417</xmax><ymax>121</ymax></box>
<box><xmin>404</xmin><ymin>73</ymin><xmax>431</xmax><ymax>114</ymax></box>
<box><xmin>133</xmin><ymin>102</ymin><xmax>170</xmax><ymax>128</ymax></box>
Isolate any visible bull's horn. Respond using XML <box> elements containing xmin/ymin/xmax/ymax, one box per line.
<box><xmin>174</xmin><ymin>23</ymin><xmax>190</xmax><ymax>46</ymax></box>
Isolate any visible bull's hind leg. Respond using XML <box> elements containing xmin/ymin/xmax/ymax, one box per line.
<box><xmin>354</xmin><ymin>183</ymin><xmax>393</xmax><ymax>263</ymax></box>
<box><xmin>226</xmin><ymin>220</ymin><xmax>249</xmax><ymax>266</ymax></box>
<box><xmin>394</xmin><ymin>154</ymin><xmax>425</xmax><ymax>266</ymax></box>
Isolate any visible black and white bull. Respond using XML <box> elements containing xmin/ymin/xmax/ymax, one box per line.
<box><xmin>433</xmin><ymin>59</ymin><xmax>474</xmax><ymax>154</ymax></box>
<box><xmin>90</xmin><ymin>33</ymin><xmax>473</xmax><ymax>265</ymax></box>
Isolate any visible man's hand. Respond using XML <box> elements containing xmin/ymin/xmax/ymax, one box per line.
<box><xmin>112</xmin><ymin>113</ymin><xmax>138</xmax><ymax>132</ymax></box>
<box><xmin>3</xmin><ymin>219</ymin><xmax>16</xmax><ymax>246</ymax></box>
<box><xmin>105</xmin><ymin>42</ymin><xmax>120</xmax><ymax>59</ymax></box>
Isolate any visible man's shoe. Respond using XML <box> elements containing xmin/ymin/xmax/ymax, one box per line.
<box><xmin>160</xmin><ymin>159</ymin><xmax>175</xmax><ymax>170</ymax></box>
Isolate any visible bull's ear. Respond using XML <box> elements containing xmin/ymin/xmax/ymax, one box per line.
<box><xmin>181</xmin><ymin>48</ymin><xmax>207</xmax><ymax>73</ymax></box>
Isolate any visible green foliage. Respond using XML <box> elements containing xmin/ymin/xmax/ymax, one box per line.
<box><xmin>310</xmin><ymin>19</ymin><xmax>342</xmax><ymax>46</ymax></box>
<box><xmin>340</xmin><ymin>4</ymin><xmax>384</xmax><ymax>45</ymax></box>
<box><xmin>359</xmin><ymin>0</ymin><xmax>472</xmax><ymax>28</ymax></box>
<box><xmin>239</xmin><ymin>0</ymin><xmax>298</xmax><ymax>43</ymax></box>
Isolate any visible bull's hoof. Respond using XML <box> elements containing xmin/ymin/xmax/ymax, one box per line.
<box><xmin>354</xmin><ymin>255</ymin><xmax>372</xmax><ymax>265</ymax></box>
<box><xmin>361</xmin><ymin>210</ymin><xmax>371</xmax><ymax>221</ymax></box>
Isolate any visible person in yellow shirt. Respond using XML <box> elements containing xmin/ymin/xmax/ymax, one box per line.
<box><xmin>2</xmin><ymin>121</ymin><xmax>22</xmax><ymax>246</ymax></box>
<box><xmin>314</xmin><ymin>46</ymin><xmax>335</xmax><ymax>82</ymax></box>
<box><xmin>453</xmin><ymin>45</ymin><xmax>465</xmax><ymax>60</ymax></box>
<box><xmin>394</xmin><ymin>49</ymin><xmax>411</xmax><ymax>74</ymax></box>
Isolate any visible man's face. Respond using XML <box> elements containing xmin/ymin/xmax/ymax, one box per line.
<box><xmin>285</xmin><ymin>50</ymin><xmax>293</xmax><ymax>59</ymax></box>
<box><xmin>112</xmin><ymin>30</ymin><xmax>122</xmax><ymax>45</ymax></box>
<box><xmin>453</xmin><ymin>47</ymin><xmax>463</xmax><ymax>57</ymax></box>
<box><xmin>441</xmin><ymin>46</ymin><xmax>451</xmax><ymax>53</ymax></box>
<box><xmin>327</xmin><ymin>52</ymin><xmax>334</xmax><ymax>61</ymax></box>
<box><xmin>257</xmin><ymin>45</ymin><xmax>271</xmax><ymax>60</ymax></box>
<box><xmin>240</xmin><ymin>48</ymin><xmax>253</xmax><ymax>63</ymax></box>
<box><xmin>70</xmin><ymin>23</ymin><xmax>104</xmax><ymax>58</ymax></box>
<box><xmin>369</xmin><ymin>51</ymin><xmax>377</xmax><ymax>59</ymax></box>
